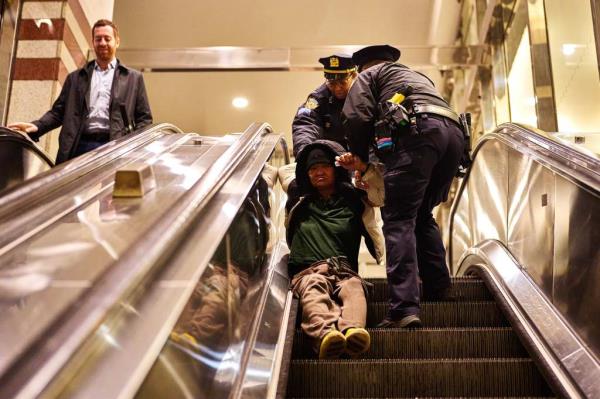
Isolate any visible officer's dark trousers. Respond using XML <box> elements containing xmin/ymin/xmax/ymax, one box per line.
<box><xmin>380</xmin><ymin>114</ymin><xmax>464</xmax><ymax>319</ymax></box>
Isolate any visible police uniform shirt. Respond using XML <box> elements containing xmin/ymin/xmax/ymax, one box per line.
<box><xmin>292</xmin><ymin>84</ymin><xmax>347</xmax><ymax>158</ymax></box>
<box><xmin>291</xmin><ymin>54</ymin><xmax>355</xmax><ymax>158</ymax></box>
<box><xmin>342</xmin><ymin>62</ymin><xmax>449</xmax><ymax>162</ymax></box>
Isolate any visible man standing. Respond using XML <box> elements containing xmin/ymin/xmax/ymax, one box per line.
<box><xmin>291</xmin><ymin>54</ymin><xmax>357</xmax><ymax>157</ymax></box>
<box><xmin>8</xmin><ymin>19</ymin><xmax>152</xmax><ymax>164</ymax></box>
<box><xmin>341</xmin><ymin>45</ymin><xmax>465</xmax><ymax>328</ymax></box>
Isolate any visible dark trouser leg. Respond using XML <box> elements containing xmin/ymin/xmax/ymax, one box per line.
<box><xmin>382</xmin><ymin>217</ymin><xmax>420</xmax><ymax>319</ymax></box>
<box><xmin>416</xmin><ymin>117</ymin><xmax>464</xmax><ymax>298</ymax></box>
<box><xmin>415</xmin><ymin>212</ymin><xmax>451</xmax><ymax>298</ymax></box>
<box><xmin>380</xmin><ymin>114</ymin><xmax>464</xmax><ymax>317</ymax></box>
<box><xmin>380</xmin><ymin>139</ymin><xmax>430</xmax><ymax>319</ymax></box>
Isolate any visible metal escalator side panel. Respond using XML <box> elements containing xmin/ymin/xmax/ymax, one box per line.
<box><xmin>448</xmin><ymin>123</ymin><xmax>600</xmax><ymax>397</ymax></box>
<box><xmin>448</xmin><ymin>137</ymin><xmax>509</xmax><ymax>271</ymax></box>
<box><xmin>230</xmin><ymin>244</ymin><xmax>290</xmax><ymax>399</ymax></box>
<box><xmin>0</xmin><ymin>123</ymin><xmax>276</xmax><ymax>398</ymax></box>
<box><xmin>0</xmin><ymin>131</ymin><xmax>218</xmax><ymax>399</ymax></box>
<box><xmin>23</xmin><ymin>127</ymin><xmax>289</xmax><ymax>399</ymax></box>
<box><xmin>0</xmin><ymin>132</ymin><xmax>216</xmax><ymax>387</ymax></box>
<box><xmin>448</xmin><ymin>123</ymin><xmax>600</xmax><ymax>260</ymax></box>
<box><xmin>448</xmin><ymin>122</ymin><xmax>600</xmax><ymax>351</ymax></box>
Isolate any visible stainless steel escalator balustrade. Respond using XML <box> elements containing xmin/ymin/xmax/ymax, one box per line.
<box><xmin>448</xmin><ymin>122</ymin><xmax>600</xmax><ymax>398</ymax></box>
<box><xmin>0</xmin><ymin>122</ymin><xmax>291</xmax><ymax>399</ymax></box>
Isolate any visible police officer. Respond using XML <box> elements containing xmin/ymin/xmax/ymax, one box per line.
<box><xmin>292</xmin><ymin>54</ymin><xmax>358</xmax><ymax>157</ymax></box>
<box><xmin>341</xmin><ymin>45</ymin><xmax>466</xmax><ymax>328</ymax></box>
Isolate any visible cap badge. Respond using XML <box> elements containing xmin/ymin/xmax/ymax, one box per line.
<box><xmin>329</xmin><ymin>57</ymin><xmax>339</xmax><ymax>67</ymax></box>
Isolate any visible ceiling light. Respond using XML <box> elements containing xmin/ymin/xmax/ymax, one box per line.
<box><xmin>232</xmin><ymin>97</ymin><xmax>249</xmax><ymax>109</ymax></box>
<box><xmin>561</xmin><ymin>44</ymin><xmax>577</xmax><ymax>56</ymax></box>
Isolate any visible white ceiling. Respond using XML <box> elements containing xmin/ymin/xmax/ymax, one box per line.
<box><xmin>114</xmin><ymin>0</ymin><xmax>461</xmax><ymax>140</ymax></box>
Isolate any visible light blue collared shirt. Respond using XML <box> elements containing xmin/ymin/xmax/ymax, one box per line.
<box><xmin>86</xmin><ymin>59</ymin><xmax>116</xmax><ymax>132</ymax></box>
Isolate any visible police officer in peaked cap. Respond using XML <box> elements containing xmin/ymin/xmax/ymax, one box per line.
<box><xmin>291</xmin><ymin>54</ymin><xmax>358</xmax><ymax>157</ymax></box>
<box><xmin>340</xmin><ymin>44</ymin><xmax>467</xmax><ymax>328</ymax></box>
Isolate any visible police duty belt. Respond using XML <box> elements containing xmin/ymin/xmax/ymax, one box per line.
<box><xmin>412</xmin><ymin>104</ymin><xmax>460</xmax><ymax>125</ymax></box>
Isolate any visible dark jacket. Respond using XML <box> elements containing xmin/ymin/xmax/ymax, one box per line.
<box><xmin>292</xmin><ymin>83</ymin><xmax>348</xmax><ymax>157</ymax></box>
<box><xmin>285</xmin><ymin>140</ymin><xmax>378</xmax><ymax>267</ymax></box>
<box><xmin>342</xmin><ymin>62</ymin><xmax>448</xmax><ymax>162</ymax></box>
<box><xmin>30</xmin><ymin>60</ymin><xmax>152</xmax><ymax>164</ymax></box>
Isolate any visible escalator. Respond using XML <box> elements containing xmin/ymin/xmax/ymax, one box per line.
<box><xmin>0</xmin><ymin>127</ymin><xmax>53</xmax><ymax>192</ymax></box>
<box><xmin>0</xmin><ymin>121</ymin><xmax>597</xmax><ymax>398</ymax></box>
<box><xmin>278</xmin><ymin>123</ymin><xmax>600</xmax><ymax>398</ymax></box>
<box><xmin>0</xmin><ymin>122</ymin><xmax>289</xmax><ymax>398</ymax></box>
<box><xmin>284</xmin><ymin>277</ymin><xmax>552</xmax><ymax>397</ymax></box>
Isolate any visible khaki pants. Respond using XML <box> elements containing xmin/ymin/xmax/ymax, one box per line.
<box><xmin>176</xmin><ymin>265</ymin><xmax>248</xmax><ymax>348</ymax></box>
<box><xmin>290</xmin><ymin>260</ymin><xmax>367</xmax><ymax>343</ymax></box>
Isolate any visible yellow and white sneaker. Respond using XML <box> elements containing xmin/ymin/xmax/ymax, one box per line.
<box><xmin>318</xmin><ymin>329</ymin><xmax>346</xmax><ymax>359</ymax></box>
<box><xmin>344</xmin><ymin>327</ymin><xmax>371</xmax><ymax>356</ymax></box>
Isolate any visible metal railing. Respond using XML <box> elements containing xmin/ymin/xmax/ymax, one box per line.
<box><xmin>0</xmin><ymin>123</ymin><xmax>183</xmax><ymax>219</ymax></box>
<box><xmin>0</xmin><ymin>127</ymin><xmax>54</xmax><ymax>167</ymax></box>
<box><xmin>0</xmin><ymin>122</ymin><xmax>276</xmax><ymax>398</ymax></box>
<box><xmin>457</xmin><ymin>240</ymin><xmax>600</xmax><ymax>398</ymax></box>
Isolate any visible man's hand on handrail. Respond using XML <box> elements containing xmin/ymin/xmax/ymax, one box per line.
<box><xmin>7</xmin><ymin>122</ymin><xmax>38</xmax><ymax>134</ymax></box>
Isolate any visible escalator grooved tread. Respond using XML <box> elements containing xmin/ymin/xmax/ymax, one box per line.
<box><xmin>286</xmin><ymin>278</ymin><xmax>555</xmax><ymax>397</ymax></box>
<box><xmin>295</xmin><ymin>301</ymin><xmax>508</xmax><ymax>329</ymax></box>
<box><xmin>366</xmin><ymin>277</ymin><xmax>492</xmax><ymax>302</ymax></box>
<box><xmin>287</xmin><ymin>358</ymin><xmax>553</xmax><ymax>397</ymax></box>
<box><xmin>292</xmin><ymin>327</ymin><xmax>528</xmax><ymax>359</ymax></box>
<box><xmin>366</xmin><ymin>301</ymin><xmax>508</xmax><ymax>327</ymax></box>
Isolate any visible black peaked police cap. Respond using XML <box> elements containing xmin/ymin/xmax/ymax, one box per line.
<box><xmin>318</xmin><ymin>54</ymin><xmax>356</xmax><ymax>80</ymax></box>
<box><xmin>352</xmin><ymin>45</ymin><xmax>401</xmax><ymax>71</ymax></box>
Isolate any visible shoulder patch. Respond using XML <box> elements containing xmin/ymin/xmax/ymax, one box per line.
<box><xmin>305</xmin><ymin>97</ymin><xmax>319</xmax><ymax>110</ymax></box>
<box><xmin>297</xmin><ymin>108</ymin><xmax>312</xmax><ymax>116</ymax></box>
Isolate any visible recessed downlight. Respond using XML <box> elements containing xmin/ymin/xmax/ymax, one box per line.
<box><xmin>232</xmin><ymin>97</ymin><xmax>249</xmax><ymax>109</ymax></box>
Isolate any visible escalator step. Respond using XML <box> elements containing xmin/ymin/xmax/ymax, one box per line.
<box><xmin>366</xmin><ymin>277</ymin><xmax>492</xmax><ymax>302</ymax></box>
<box><xmin>287</xmin><ymin>358</ymin><xmax>552</xmax><ymax>397</ymax></box>
<box><xmin>292</xmin><ymin>327</ymin><xmax>527</xmax><ymax>359</ymax></box>
<box><xmin>287</xmin><ymin>397</ymin><xmax>555</xmax><ymax>398</ymax></box>
<box><xmin>366</xmin><ymin>301</ymin><xmax>509</xmax><ymax>327</ymax></box>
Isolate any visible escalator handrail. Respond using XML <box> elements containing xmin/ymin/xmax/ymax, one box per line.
<box><xmin>510</xmin><ymin>123</ymin><xmax>600</xmax><ymax>163</ymax></box>
<box><xmin>495</xmin><ymin>123</ymin><xmax>599</xmax><ymax>191</ymax></box>
<box><xmin>457</xmin><ymin>239</ymin><xmax>600</xmax><ymax>399</ymax></box>
<box><xmin>230</xmin><ymin>137</ymin><xmax>292</xmax><ymax>399</ymax></box>
<box><xmin>278</xmin><ymin>136</ymin><xmax>291</xmax><ymax>164</ymax></box>
<box><xmin>0</xmin><ymin>123</ymin><xmax>183</xmax><ymax>219</ymax></box>
<box><xmin>0</xmin><ymin>122</ymin><xmax>274</xmax><ymax>399</ymax></box>
<box><xmin>0</xmin><ymin>127</ymin><xmax>55</xmax><ymax>167</ymax></box>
